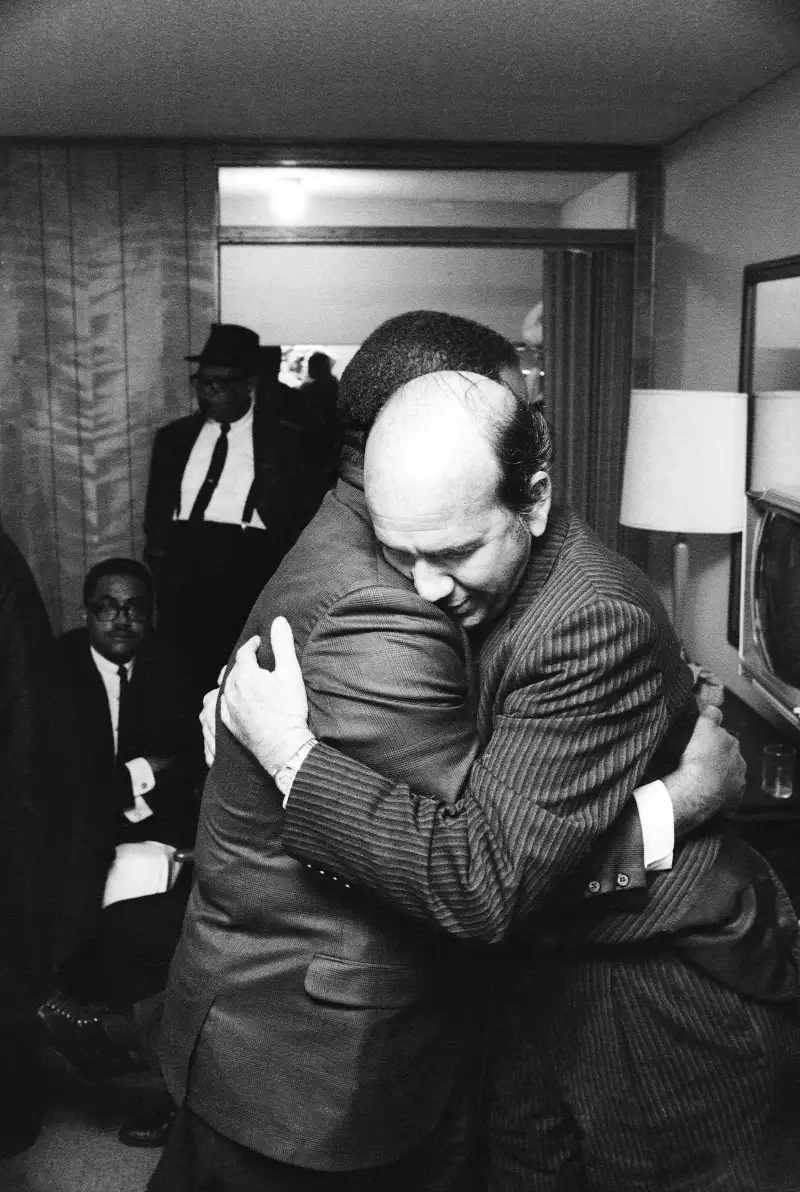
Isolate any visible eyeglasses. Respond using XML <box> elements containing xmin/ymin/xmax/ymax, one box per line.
<box><xmin>88</xmin><ymin>598</ymin><xmax>150</xmax><ymax>625</ymax></box>
<box><xmin>190</xmin><ymin>373</ymin><xmax>250</xmax><ymax>392</ymax></box>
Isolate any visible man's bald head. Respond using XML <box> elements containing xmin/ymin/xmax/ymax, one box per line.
<box><xmin>364</xmin><ymin>372</ymin><xmax>552</xmax><ymax>630</ymax></box>
<box><xmin>366</xmin><ymin>370</ymin><xmax>552</xmax><ymax>523</ymax></box>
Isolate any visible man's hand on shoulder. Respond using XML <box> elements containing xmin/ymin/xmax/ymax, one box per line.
<box><xmin>664</xmin><ymin>706</ymin><xmax>746</xmax><ymax>836</ymax></box>
<box><xmin>220</xmin><ymin>619</ymin><xmax>313</xmax><ymax>776</ymax></box>
<box><xmin>200</xmin><ymin>685</ymin><xmax>220</xmax><ymax>767</ymax></box>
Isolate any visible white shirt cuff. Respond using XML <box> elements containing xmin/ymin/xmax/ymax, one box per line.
<box><xmin>125</xmin><ymin>756</ymin><xmax>156</xmax><ymax>795</ymax></box>
<box><xmin>276</xmin><ymin>739</ymin><xmax>318</xmax><ymax>809</ymax></box>
<box><xmin>633</xmin><ymin>779</ymin><xmax>674</xmax><ymax>871</ymax></box>
<box><xmin>123</xmin><ymin>758</ymin><xmax>156</xmax><ymax>823</ymax></box>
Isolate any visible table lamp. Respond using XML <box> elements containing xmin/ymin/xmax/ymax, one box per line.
<box><xmin>619</xmin><ymin>389</ymin><xmax>747</xmax><ymax>640</ymax></box>
<box><xmin>749</xmin><ymin>391</ymin><xmax>800</xmax><ymax>491</ymax></box>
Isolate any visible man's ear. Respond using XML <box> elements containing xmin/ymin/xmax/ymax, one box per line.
<box><xmin>526</xmin><ymin>472</ymin><xmax>552</xmax><ymax>538</ymax></box>
<box><xmin>80</xmin><ymin>607</ymin><xmax>87</xmax><ymax>624</ymax></box>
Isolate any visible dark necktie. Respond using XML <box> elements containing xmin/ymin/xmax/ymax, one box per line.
<box><xmin>116</xmin><ymin>664</ymin><xmax>135</xmax><ymax>763</ymax></box>
<box><xmin>189</xmin><ymin>421</ymin><xmax>230</xmax><ymax>521</ymax></box>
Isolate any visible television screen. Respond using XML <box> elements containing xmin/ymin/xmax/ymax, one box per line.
<box><xmin>755</xmin><ymin>511</ymin><xmax>800</xmax><ymax>688</ymax></box>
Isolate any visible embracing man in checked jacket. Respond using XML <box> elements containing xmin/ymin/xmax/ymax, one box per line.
<box><xmin>153</xmin><ymin>314</ymin><xmax>766</xmax><ymax>1192</ymax></box>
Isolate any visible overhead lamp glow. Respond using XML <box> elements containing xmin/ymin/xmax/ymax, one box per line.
<box><xmin>270</xmin><ymin>179</ymin><xmax>307</xmax><ymax>223</ymax></box>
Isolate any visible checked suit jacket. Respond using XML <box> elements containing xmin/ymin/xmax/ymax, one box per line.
<box><xmin>282</xmin><ymin>504</ymin><xmax>799</xmax><ymax>1004</ymax></box>
<box><xmin>158</xmin><ymin>459</ymin><xmax>651</xmax><ymax>1172</ymax></box>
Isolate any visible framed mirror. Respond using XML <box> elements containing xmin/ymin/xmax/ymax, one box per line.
<box><xmin>728</xmin><ymin>253</ymin><xmax>800</xmax><ymax>646</ymax></box>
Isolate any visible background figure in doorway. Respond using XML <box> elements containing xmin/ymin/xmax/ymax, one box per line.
<box><xmin>255</xmin><ymin>344</ymin><xmax>296</xmax><ymax>424</ymax></box>
<box><xmin>298</xmin><ymin>351</ymin><xmax>341</xmax><ymax>494</ymax></box>
<box><xmin>300</xmin><ymin>351</ymin><xmax>338</xmax><ymax>431</ymax></box>
<box><xmin>144</xmin><ymin>324</ymin><xmax>318</xmax><ymax>694</ymax></box>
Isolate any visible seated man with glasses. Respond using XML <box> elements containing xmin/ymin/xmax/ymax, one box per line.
<box><xmin>35</xmin><ymin>558</ymin><xmax>203</xmax><ymax>1117</ymax></box>
<box><xmin>144</xmin><ymin>324</ymin><xmax>323</xmax><ymax>695</ymax></box>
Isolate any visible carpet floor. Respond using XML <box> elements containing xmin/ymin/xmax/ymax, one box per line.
<box><xmin>0</xmin><ymin>1070</ymin><xmax>164</xmax><ymax>1192</ymax></box>
<box><xmin>3</xmin><ymin>1071</ymin><xmax>800</xmax><ymax>1191</ymax></box>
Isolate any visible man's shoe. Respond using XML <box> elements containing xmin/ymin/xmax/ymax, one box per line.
<box><xmin>34</xmin><ymin>991</ymin><xmax>141</xmax><ymax>1079</ymax></box>
<box><xmin>118</xmin><ymin>1107</ymin><xmax>177</xmax><ymax>1148</ymax></box>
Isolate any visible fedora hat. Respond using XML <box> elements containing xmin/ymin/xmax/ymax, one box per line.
<box><xmin>186</xmin><ymin>324</ymin><xmax>261</xmax><ymax>372</ymax></box>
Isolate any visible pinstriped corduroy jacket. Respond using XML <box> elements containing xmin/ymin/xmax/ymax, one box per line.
<box><xmin>283</xmin><ymin>505</ymin><xmax>799</xmax><ymax>1004</ymax></box>
<box><xmin>158</xmin><ymin>465</ymin><xmax>650</xmax><ymax>1172</ymax></box>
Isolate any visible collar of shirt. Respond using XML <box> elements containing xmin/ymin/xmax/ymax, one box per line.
<box><xmin>90</xmin><ymin>646</ymin><xmax>135</xmax><ymax>681</ymax></box>
<box><xmin>208</xmin><ymin>400</ymin><xmax>254</xmax><ymax>439</ymax></box>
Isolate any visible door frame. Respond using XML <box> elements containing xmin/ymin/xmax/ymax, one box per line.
<box><xmin>213</xmin><ymin>139</ymin><xmax>661</xmax><ymax>388</ymax></box>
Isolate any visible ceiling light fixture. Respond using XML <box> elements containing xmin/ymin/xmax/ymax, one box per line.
<box><xmin>270</xmin><ymin>179</ymin><xmax>307</xmax><ymax>223</ymax></box>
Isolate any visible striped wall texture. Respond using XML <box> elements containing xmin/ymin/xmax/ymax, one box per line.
<box><xmin>0</xmin><ymin>145</ymin><xmax>635</xmax><ymax>632</ymax></box>
<box><xmin>0</xmin><ymin>143</ymin><xmax>217</xmax><ymax>631</ymax></box>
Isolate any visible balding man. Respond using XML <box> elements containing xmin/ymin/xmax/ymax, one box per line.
<box><xmin>154</xmin><ymin>311</ymin><xmax>746</xmax><ymax>1192</ymax></box>
<box><xmin>219</xmin><ymin>370</ymin><xmax>800</xmax><ymax>1190</ymax></box>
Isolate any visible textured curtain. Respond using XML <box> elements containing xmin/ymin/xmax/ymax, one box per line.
<box><xmin>0</xmin><ymin>143</ymin><xmax>217</xmax><ymax>632</ymax></box>
<box><xmin>542</xmin><ymin>247</ymin><xmax>635</xmax><ymax>553</ymax></box>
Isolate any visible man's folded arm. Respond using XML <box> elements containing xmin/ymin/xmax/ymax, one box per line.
<box><xmin>275</xmin><ymin>593</ymin><xmax>664</xmax><ymax>941</ymax></box>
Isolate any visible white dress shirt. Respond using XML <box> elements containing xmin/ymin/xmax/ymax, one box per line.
<box><xmin>89</xmin><ymin>646</ymin><xmax>155</xmax><ymax>823</ymax></box>
<box><xmin>176</xmin><ymin>402</ymin><xmax>267</xmax><ymax>529</ymax></box>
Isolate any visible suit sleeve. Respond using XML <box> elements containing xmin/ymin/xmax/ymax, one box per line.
<box><xmin>283</xmin><ymin>597</ymin><xmax>666</xmax><ymax>942</ymax></box>
<box><xmin>122</xmin><ymin>643</ymin><xmax>205</xmax><ymax>845</ymax></box>
<box><xmin>289</xmin><ymin>586</ymin><xmax>481</xmax><ymax>806</ymax></box>
<box><xmin>143</xmin><ymin>427</ymin><xmax>176</xmax><ymax>555</ymax></box>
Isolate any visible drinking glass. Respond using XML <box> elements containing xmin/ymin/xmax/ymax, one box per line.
<box><xmin>761</xmin><ymin>744</ymin><xmax>797</xmax><ymax>800</ymax></box>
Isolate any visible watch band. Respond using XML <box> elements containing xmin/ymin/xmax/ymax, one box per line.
<box><xmin>274</xmin><ymin>737</ymin><xmax>318</xmax><ymax>807</ymax></box>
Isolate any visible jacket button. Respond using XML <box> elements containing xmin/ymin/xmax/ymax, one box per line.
<box><xmin>587</xmin><ymin>880</ymin><xmax>601</xmax><ymax>894</ymax></box>
<box><xmin>616</xmin><ymin>873</ymin><xmax>630</xmax><ymax>887</ymax></box>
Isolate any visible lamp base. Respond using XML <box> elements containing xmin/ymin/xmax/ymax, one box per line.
<box><xmin>672</xmin><ymin>535</ymin><xmax>689</xmax><ymax>643</ymax></box>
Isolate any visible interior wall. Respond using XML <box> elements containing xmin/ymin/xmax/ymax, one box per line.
<box><xmin>652</xmin><ymin>64</ymin><xmax>800</xmax><ymax>714</ymax></box>
<box><xmin>0</xmin><ymin>142</ymin><xmax>217</xmax><ymax>629</ymax></box>
<box><xmin>559</xmin><ymin>173</ymin><xmax>634</xmax><ymax>229</ymax></box>
<box><xmin>220</xmin><ymin>244</ymin><xmax>543</xmax><ymax>345</ymax></box>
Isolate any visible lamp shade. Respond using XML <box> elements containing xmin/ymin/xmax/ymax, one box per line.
<box><xmin>620</xmin><ymin>390</ymin><xmax>746</xmax><ymax>534</ymax></box>
<box><xmin>750</xmin><ymin>391</ymin><xmax>800</xmax><ymax>491</ymax></box>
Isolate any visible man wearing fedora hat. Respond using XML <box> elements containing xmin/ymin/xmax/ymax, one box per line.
<box><xmin>144</xmin><ymin>324</ymin><xmax>321</xmax><ymax>694</ymax></box>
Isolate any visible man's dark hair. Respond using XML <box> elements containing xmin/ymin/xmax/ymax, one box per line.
<box><xmin>337</xmin><ymin>311</ymin><xmax>519</xmax><ymax>449</ymax></box>
<box><xmin>307</xmin><ymin>351</ymin><xmax>333</xmax><ymax>380</ymax></box>
<box><xmin>83</xmin><ymin>557</ymin><xmax>154</xmax><ymax>607</ymax></box>
<box><xmin>489</xmin><ymin>391</ymin><xmax>552</xmax><ymax>520</ymax></box>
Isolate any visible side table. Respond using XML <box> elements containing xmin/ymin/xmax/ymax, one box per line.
<box><xmin>723</xmin><ymin>687</ymin><xmax>800</xmax><ymax>908</ymax></box>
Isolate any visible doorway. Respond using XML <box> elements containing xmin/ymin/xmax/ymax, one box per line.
<box><xmin>216</xmin><ymin>165</ymin><xmax>639</xmax><ymax>551</ymax></box>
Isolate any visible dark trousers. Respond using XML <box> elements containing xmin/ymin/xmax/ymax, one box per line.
<box><xmin>0</xmin><ymin>1020</ymin><xmax>44</xmax><ymax>1158</ymax></box>
<box><xmin>483</xmin><ymin>951</ymin><xmax>800</xmax><ymax>1191</ymax></box>
<box><xmin>151</xmin><ymin>521</ymin><xmax>282</xmax><ymax>695</ymax></box>
<box><xmin>148</xmin><ymin>1052</ymin><xmax>482</xmax><ymax>1192</ymax></box>
<box><xmin>60</xmin><ymin>871</ymin><xmax>191</xmax><ymax>1008</ymax></box>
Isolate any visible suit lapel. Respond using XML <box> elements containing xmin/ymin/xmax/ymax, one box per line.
<box><xmin>126</xmin><ymin>651</ymin><xmax>150</xmax><ymax>758</ymax></box>
<box><xmin>75</xmin><ymin>638</ymin><xmax>116</xmax><ymax>771</ymax></box>
<box><xmin>506</xmin><ymin>506</ymin><xmax>572</xmax><ymax>632</ymax></box>
<box><xmin>169</xmin><ymin>414</ymin><xmax>205</xmax><ymax>518</ymax></box>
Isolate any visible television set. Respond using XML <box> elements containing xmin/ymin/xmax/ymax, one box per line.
<box><xmin>740</xmin><ymin>486</ymin><xmax>800</xmax><ymax>731</ymax></box>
